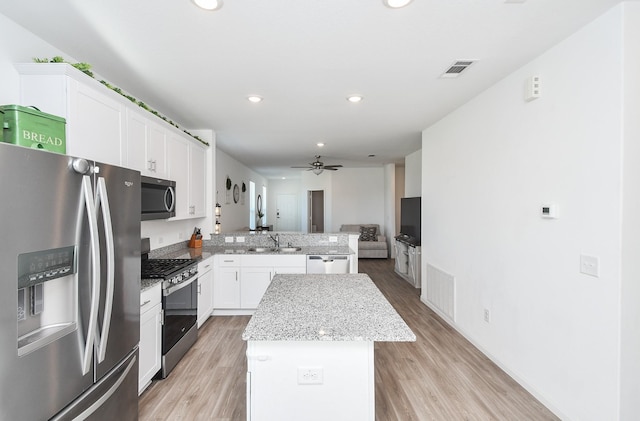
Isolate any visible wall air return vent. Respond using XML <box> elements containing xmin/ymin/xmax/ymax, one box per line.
<box><xmin>440</xmin><ymin>60</ymin><xmax>476</xmax><ymax>78</ymax></box>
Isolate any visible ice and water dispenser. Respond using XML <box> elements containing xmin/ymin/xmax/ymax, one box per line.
<box><xmin>17</xmin><ymin>246</ymin><xmax>77</xmax><ymax>356</ymax></box>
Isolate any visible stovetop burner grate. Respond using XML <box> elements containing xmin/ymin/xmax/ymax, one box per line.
<box><xmin>141</xmin><ymin>258</ymin><xmax>195</xmax><ymax>279</ymax></box>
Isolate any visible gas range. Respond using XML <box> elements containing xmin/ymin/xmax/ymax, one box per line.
<box><xmin>140</xmin><ymin>238</ymin><xmax>199</xmax><ymax>379</ymax></box>
<box><xmin>141</xmin><ymin>258</ymin><xmax>197</xmax><ymax>288</ymax></box>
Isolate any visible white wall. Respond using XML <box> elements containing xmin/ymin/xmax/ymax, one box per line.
<box><xmin>330</xmin><ymin>167</ymin><xmax>385</xmax><ymax>232</ymax></box>
<box><xmin>216</xmin><ymin>148</ymin><xmax>268</xmax><ymax>232</ymax></box>
<box><xmin>394</xmin><ymin>165</ymin><xmax>405</xmax><ymax>239</ymax></box>
<box><xmin>421</xmin><ymin>5</ymin><xmax>633</xmax><ymax>420</ymax></box>
<box><xmin>404</xmin><ymin>149</ymin><xmax>421</xmax><ymax>198</ymax></box>
<box><xmin>620</xmin><ymin>3</ymin><xmax>640</xmax><ymax>419</ymax></box>
<box><xmin>0</xmin><ymin>14</ymin><xmax>74</xmax><ymax>106</ymax></box>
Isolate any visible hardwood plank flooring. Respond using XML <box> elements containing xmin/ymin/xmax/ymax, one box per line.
<box><xmin>139</xmin><ymin>259</ymin><xmax>558</xmax><ymax>420</ymax></box>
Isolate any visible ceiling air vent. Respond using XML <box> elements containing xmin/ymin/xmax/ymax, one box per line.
<box><xmin>440</xmin><ymin>60</ymin><xmax>476</xmax><ymax>78</ymax></box>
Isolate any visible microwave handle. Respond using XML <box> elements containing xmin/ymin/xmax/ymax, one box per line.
<box><xmin>164</xmin><ymin>186</ymin><xmax>175</xmax><ymax>212</ymax></box>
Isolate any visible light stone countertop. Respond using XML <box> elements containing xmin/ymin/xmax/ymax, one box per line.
<box><xmin>242</xmin><ymin>274</ymin><xmax>416</xmax><ymax>342</ymax></box>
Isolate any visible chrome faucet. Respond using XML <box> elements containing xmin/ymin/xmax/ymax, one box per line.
<box><xmin>269</xmin><ymin>233</ymin><xmax>279</xmax><ymax>248</ymax></box>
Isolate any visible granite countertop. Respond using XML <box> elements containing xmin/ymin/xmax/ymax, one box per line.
<box><xmin>141</xmin><ymin>245</ymin><xmax>354</xmax><ymax>292</ymax></box>
<box><xmin>242</xmin><ymin>274</ymin><xmax>416</xmax><ymax>342</ymax></box>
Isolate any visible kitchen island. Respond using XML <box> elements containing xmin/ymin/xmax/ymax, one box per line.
<box><xmin>242</xmin><ymin>274</ymin><xmax>415</xmax><ymax>421</ymax></box>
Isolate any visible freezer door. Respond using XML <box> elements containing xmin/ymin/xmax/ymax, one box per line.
<box><xmin>92</xmin><ymin>161</ymin><xmax>141</xmax><ymax>381</ymax></box>
<box><xmin>0</xmin><ymin>144</ymin><xmax>94</xmax><ymax>421</ymax></box>
<box><xmin>51</xmin><ymin>349</ymin><xmax>139</xmax><ymax>421</ymax></box>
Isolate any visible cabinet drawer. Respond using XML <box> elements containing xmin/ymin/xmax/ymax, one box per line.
<box><xmin>140</xmin><ymin>282</ymin><xmax>161</xmax><ymax>311</ymax></box>
<box><xmin>218</xmin><ymin>255</ymin><xmax>241</xmax><ymax>266</ymax></box>
<box><xmin>198</xmin><ymin>256</ymin><xmax>214</xmax><ymax>273</ymax></box>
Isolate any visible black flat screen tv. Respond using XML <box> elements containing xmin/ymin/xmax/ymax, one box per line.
<box><xmin>400</xmin><ymin>197</ymin><xmax>421</xmax><ymax>245</ymax></box>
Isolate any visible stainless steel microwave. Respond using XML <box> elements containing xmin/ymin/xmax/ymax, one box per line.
<box><xmin>141</xmin><ymin>176</ymin><xmax>176</xmax><ymax>220</ymax></box>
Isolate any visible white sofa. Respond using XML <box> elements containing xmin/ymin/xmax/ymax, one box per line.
<box><xmin>339</xmin><ymin>224</ymin><xmax>388</xmax><ymax>259</ymax></box>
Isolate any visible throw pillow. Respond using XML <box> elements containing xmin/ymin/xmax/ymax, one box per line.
<box><xmin>359</xmin><ymin>226</ymin><xmax>378</xmax><ymax>242</ymax></box>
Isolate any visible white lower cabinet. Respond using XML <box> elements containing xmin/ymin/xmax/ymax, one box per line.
<box><xmin>197</xmin><ymin>257</ymin><xmax>214</xmax><ymax>328</ymax></box>
<box><xmin>213</xmin><ymin>254</ymin><xmax>306</xmax><ymax>314</ymax></box>
<box><xmin>139</xmin><ymin>283</ymin><xmax>162</xmax><ymax>395</ymax></box>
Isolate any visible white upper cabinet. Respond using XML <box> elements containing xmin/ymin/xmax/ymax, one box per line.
<box><xmin>167</xmin><ymin>134</ymin><xmax>190</xmax><ymax>218</ymax></box>
<box><xmin>17</xmin><ymin>63</ymin><xmax>210</xmax><ymax>220</ymax></box>
<box><xmin>167</xmin><ymin>134</ymin><xmax>207</xmax><ymax>220</ymax></box>
<box><xmin>189</xmin><ymin>142</ymin><xmax>207</xmax><ymax>218</ymax></box>
<box><xmin>17</xmin><ymin>63</ymin><xmax>125</xmax><ymax>166</ymax></box>
<box><xmin>125</xmin><ymin>109</ymin><xmax>167</xmax><ymax>178</ymax></box>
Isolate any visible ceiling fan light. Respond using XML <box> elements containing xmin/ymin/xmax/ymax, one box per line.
<box><xmin>192</xmin><ymin>0</ymin><xmax>223</xmax><ymax>11</ymax></box>
<box><xmin>383</xmin><ymin>0</ymin><xmax>413</xmax><ymax>8</ymax></box>
<box><xmin>312</xmin><ymin>168</ymin><xmax>323</xmax><ymax>175</ymax></box>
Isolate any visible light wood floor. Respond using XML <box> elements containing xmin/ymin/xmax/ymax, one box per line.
<box><xmin>139</xmin><ymin>259</ymin><xmax>558</xmax><ymax>420</ymax></box>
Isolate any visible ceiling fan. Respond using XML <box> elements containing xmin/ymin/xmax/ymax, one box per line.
<box><xmin>291</xmin><ymin>155</ymin><xmax>343</xmax><ymax>175</ymax></box>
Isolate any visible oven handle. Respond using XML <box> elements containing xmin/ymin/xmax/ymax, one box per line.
<box><xmin>163</xmin><ymin>275</ymin><xmax>198</xmax><ymax>296</ymax></box>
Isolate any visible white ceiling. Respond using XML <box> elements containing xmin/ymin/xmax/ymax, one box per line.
<box><xmin>0</xmin><ymin>0</ymin><xmax>622</xmax><ymax>178</ymax></box>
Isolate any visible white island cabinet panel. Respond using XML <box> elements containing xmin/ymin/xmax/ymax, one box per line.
<box><xmin>247</xmin><ymin>341</ymin><xmax>374</xmax><ymax>421</ymax></box>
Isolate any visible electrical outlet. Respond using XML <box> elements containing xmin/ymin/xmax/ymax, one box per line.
<box><xmin>297</xmin><ymin>367</ymin><xmax>323</xmax><ymax>385</ymax></box>
<box><xmin>484</xmin><ymin>309</ymin><xmax>491</xmax><ymax>323</ymax></box>
<box><xmin>329</xmin><ymin>236</ymin><xmax>338</xmax><ymax>242</ymax></box>
<box><xmin>225</xmin><ymin>236</ymin><xmax>234</xmax><ymax>243</ymax></box>
<box><xmin>580</xmin><ymin>255</ymin><xmax>599</xmax><ymax>277</ymax></box>
<box><xmin>158</xmin><ymin>237</ymin><xmax>163</xmax><ymax>244</ymax></box>
<box><xmin>236</xmin><ymin>236</ymin><xmax>245</xmax><ymax>243</ymax></box>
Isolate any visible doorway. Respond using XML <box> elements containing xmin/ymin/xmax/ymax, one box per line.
<box><xmin>307</xmin><ymin>190</ymin><xmax>324</xmax><ymax>233</ymax></box>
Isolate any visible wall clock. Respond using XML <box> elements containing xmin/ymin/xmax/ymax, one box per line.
<box><xmin>233</xmin><ymin>184</ymin><xmax>240</xmax><ymax>203</ymax></box>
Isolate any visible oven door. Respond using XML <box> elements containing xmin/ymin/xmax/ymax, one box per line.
<box><xmin>162</xmin><ymin>276</ymin><xmax>197</xmax><ymax>355</ymax></box>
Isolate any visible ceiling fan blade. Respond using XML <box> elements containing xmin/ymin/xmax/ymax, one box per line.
<box><xmin>323</xmin><ymin>165</ymin><xmax>343</xmax><ymax>169</ymax></box>
<box><xmin>324</xmin><ymin>167</ymin><xmax>339</xmax><ymax>171</ymax></box>
<box><xmin>291</xmin><ymin>166</ymin><xmax>313</xmax><ymax>168</ymax></box>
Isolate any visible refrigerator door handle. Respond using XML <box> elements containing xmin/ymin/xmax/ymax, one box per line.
<box><xmin>81</xmin><ymin>175</ymin><xmax>101</xmax><ymax>376</ymax></box>
<box><xmin>95</xmin><ymin>177</ymin><xmax>115</xmax><ymax>363</ymax></box>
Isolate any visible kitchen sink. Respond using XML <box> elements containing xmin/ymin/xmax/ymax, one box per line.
<box><xmin>278</xmin><ymin>247</ymin><xmax>302</xmax><ymax>252</ymax></box>
<box><xmin>247</xmin><ymin>247</ymin><xmax>278</xmax><ymax>253</ymax></box>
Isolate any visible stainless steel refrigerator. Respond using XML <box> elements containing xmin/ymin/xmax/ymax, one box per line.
<box><xmin>0</xmin><ymin>143</ymin><xmax>141</xmax><ymax>420</ymax></box>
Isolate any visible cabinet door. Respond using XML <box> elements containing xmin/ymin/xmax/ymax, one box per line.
<box><xmin>197</xmin><ymin>260</ymin><xmax>214</xmax><ymax>328</ymax></box>
<box><xmin>240</xmin><ymin>267</ymin><xmax>272</xmax><ymax>309</ymax></box>
<box><xmin>68</xmin><ymin>80</ymin><xmax>125</xmax><ymax>166</ymax></box>
<box><xmin>213</xmin><ymin>267</ymin><xmax>240</xmax><ymax>309</ymax></box>
<box><xmin>166</xmin><ymin>134</ymin><xmax>190</xmax><ymax>218</ymax></box>
<box><xmin>189</xmin><ymin>143</ymin><xmax>207</xmax><ymax>218</ymax></box>
<box><xmin>147</xmin><ymin>121</ymin><xmax>167</xmax><ymax>178</ymax></box>
<box><xmin>138</xmin><ymin>303</ymin><xmax>161</xmax><ymax>395</ymax></box>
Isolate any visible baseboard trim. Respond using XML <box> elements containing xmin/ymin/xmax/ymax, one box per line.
<box><xmin>419</xmin><ymin>296</ymin><xmax>569</xmax><ymax>421</ymax></box>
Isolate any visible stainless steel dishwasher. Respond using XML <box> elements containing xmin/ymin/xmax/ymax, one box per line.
<box><xmin>306</xmin><ymin>255</ymin><xmax>350</xmax><ymax>274</ymax></box>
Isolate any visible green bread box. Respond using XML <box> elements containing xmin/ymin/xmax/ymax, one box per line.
<box><xmin>2</xmin><ymin>105</ymin><xmax>66</xmax><ymax>154</ymax></box>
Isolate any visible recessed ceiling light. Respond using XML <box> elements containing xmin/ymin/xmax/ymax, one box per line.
<box><xmin>347</xmin><ymin>95</ymin><xmax>363</xmax><ymax>103</ymax></box>
<box><xmin>383</xmin><ymin>0</ymin><xmax>413</xmax><ymax>9</ymax></box>
<box><xmin>317</xmin><ymin>142</ymin><xmax>325</xmax><ymax>147</ymax></box>
<box><xmin>247</xmin><ymin>95</ymin><xmax>263</xmax><ymax>103</ymax></box>
<box><xmin>192</xmin><ymin>0</ymin><xmax>223</xmax><ymax>11</ymax></box>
